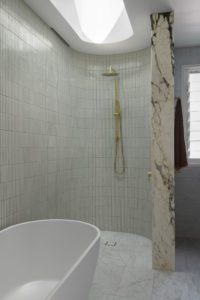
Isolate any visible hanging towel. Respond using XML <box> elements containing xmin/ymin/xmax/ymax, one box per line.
<box><xmin>174</xmin><ymin>98</ymin><xmax>188</xmax><ymax>170</ymax></box>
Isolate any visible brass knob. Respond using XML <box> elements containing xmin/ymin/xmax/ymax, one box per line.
<box><xmin>147</xmin><ymin>171</ymin><xmax>152</xmax><ymax>177</ymax></box>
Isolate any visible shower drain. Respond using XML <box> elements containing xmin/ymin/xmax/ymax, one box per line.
<box><xmin>105</xmin><ymin>241</ymin><xmax>117</xmax><ymax>247</ymax></box>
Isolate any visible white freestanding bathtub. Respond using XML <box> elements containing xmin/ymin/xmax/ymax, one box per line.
<box><xmin>0</xmin><ymin>219</ymin><xmax>100</xmax><ymax>300</ymax></box>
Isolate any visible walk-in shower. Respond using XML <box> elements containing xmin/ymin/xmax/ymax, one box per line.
<box><xmin>102</xmin><ymin>66</ymin><xmax>125</xmax><ymax>175</ymax></box>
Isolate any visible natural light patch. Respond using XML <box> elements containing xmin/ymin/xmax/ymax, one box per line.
<box><xmin>74</xmin><ymin>0</ymin><xmax>124</xmax><ymax>43</ymax></box>
<box><xmin>50</xmin><ymin>0</ymin><xmax>133</xmax><ymax>44</ymax></box>
<box><xmin>188</xmin><ymin>72</ymin><xmax>200</xmax><ymax>159</ymax></box>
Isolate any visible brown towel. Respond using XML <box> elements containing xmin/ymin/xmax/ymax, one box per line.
<box><xmin>175</xmin><ymin>98</ymin><xmax>188</xmax><ymax>170</ymax></box>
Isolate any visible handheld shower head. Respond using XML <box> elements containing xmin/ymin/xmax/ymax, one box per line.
<box><xmin>101</xmin><ymin>65</ymin><xmax>125</xmax><ymax>174</ymax></box>
<box><xmin>102</xmin><ymin>65</ymin><xmax>119</xmax><ymax>77</ymax></box>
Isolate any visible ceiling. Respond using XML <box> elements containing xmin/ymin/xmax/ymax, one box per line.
<box><xmin>25</xmin><ymin>0</ymin><xmax>200</xmax><ymax>55</ymax></box>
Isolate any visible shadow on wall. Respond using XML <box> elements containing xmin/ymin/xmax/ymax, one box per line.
<box><xmin>176</xmin><ymin>166</ymin><xmax>200</xmax><ymax>239</ymax></box>
<box><xmin>175</xmin><ymin>46</ymin><xmax>200</xmax><ymax>239</ymax></box>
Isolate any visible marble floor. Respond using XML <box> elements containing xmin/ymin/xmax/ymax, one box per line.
<box><xmin>89</xmin><ymin>231</ymin><xmax>200</xmax><ymax>300</ymax></box>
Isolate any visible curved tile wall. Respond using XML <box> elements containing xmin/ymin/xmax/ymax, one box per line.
<box><xmin>0</xmin><ymin>0</ymin><xmax>152</xmax><ymax>238</ymax></box>
<box><xmin>69</xmin><ymin>49</ymin><xmax>152</xmax><ymax>237</ymax></box>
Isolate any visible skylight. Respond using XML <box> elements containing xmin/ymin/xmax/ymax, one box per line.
<box><xmin>50</xmin><ymin>0</ymin><xmax>134</xmax><ymax>44</ymax></box>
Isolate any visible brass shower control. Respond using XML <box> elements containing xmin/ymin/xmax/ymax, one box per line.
<box><xmin>113</xmin><ymin>112</ymin><xmax>120</xmax><ymax>117</ymax></box>
<box><xmin>102</xmin><ymin>65</ymin><xmax>125</xmax><ymax>175</ymax></box>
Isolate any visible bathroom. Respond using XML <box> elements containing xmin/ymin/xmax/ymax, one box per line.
<box><xmin>0</xmin><ymin>0</ymin><xmax>200</xmax><ymax>299</ymax></box>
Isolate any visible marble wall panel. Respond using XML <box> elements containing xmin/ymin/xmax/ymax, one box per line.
<box><xmin>151</xmin><ymin>11</ymin><xmax>175</xmax><ymax>271</ymax></box>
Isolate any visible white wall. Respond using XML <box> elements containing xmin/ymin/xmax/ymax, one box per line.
<box><xmin>175</xmin><ymin>46</ymin><xmax>200</xmax><ymax>99</ymax></box>
<box><xmin>175</xmin><ymin>46</ymin><xmax>200</xmax><ymax>238</ymax></box>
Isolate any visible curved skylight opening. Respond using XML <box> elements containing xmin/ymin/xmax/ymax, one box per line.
<box><xmin>50</xmin><ymin>0</ymin><xmax>134</xmax><ymax>44</ymax></box>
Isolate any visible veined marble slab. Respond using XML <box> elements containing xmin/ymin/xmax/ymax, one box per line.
<box><xmin>150</xmin><ymin>12</ymin><xmax>175</xmax><ymax>271</ymax></box>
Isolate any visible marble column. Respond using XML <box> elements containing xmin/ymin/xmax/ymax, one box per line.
<box><xmin>151</xmin><ymin>12</ymin><xmax>175</xmax><ymax>271</ymax></box>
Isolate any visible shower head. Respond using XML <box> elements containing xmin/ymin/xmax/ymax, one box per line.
<box><xmin>102</xmin><ymin>65</ymin><xmax>119</xmax><ymax>77</ymax></box>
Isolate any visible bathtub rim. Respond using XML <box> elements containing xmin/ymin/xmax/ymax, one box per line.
<box><xmin>0</xmin><ymin>219</ymin><xmax>101</xmax><ymax>299</ymax></box>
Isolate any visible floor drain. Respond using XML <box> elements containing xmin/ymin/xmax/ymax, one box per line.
<box><xmin>105</xmin><ymin>241</ymin><xmax>117</xmax><ymax>247</ymax></box>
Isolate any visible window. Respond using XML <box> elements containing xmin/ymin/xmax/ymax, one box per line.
<box><xmin>182</xmin><ymin>65</ymin><xmax>200</xmax><ymax>164</ymax></box>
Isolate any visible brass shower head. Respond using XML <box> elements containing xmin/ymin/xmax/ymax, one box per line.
<box><xmin>102</xmin><ymin>65</ymin><xmax>119</xmax><ymax>77</ymax></box>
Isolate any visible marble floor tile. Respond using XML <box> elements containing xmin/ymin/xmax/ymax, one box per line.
<box><xmin>92</xmin><ymin>260</ymin><xmax>126</xmax><ymax>295</ymax></box>
<box><xmin>152</xmin><ymin>271</ymin><xmax>200</xmax><ymax>300</ymax></box>
<box><xmin>187</xmin><ymin>273</ymin><xmax>200</xmax><ymax>300</ymax></box>
<box><xmin>89</xmin><ymin>231</ymin><xmax>152</xmax><ymax>300</ymax></box>
<box><xmin>117</xmin><ymin>268</ymin><xmax>153</xmax><ymax>299</ymax></box>
<box><xmin>89</xmin><ymin>232</ymin><xmax>200</xmax><ymax>300</ymax></box>
<box><xmin>113</xmin><ymin>297</ymin><xmax>134</xmax><ymax>300</ymax></box>
<box><xmin>89</xmin><ymin>293</ymin><xmax>114</xmax><ymax>300</ymax></box>
<box><xmin>152</xmin><ymin>271</ymin><xmax>189</xmax><ymax>300</ymax></box>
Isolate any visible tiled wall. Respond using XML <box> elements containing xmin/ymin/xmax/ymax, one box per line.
<box><xmin>69</xmin><ymin>49</ymin><xmax>152</xmax><ymax>236</ymax></box>
<box><xmin>0</xmin><ymin>0</ymin><xmax>152</xmax><ymax>237</ymax></box>
<box><xmin>175</xmin><ymin>46</ymin><xmax>200</xmax><ymax>239</ymax></box>
<box><xmin>0</xmin><ymin>0</ymin><xmax>74</xmax><ymax>227</ymax></box>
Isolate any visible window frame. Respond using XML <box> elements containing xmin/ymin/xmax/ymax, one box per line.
<box><xmin>181</xmin><ymin>64</ymin><xmax>200</xmax><ymax>165</ymax></box>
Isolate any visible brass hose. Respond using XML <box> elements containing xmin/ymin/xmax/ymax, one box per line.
<box><xmin>113</xmin><ymin>78</ymin><xmax>125</xmax><ymax>175</ymax></box>
<box><xmin>114</xmin><ymin>117</ymin><xmax>125</xmax><ymax>175</ymax></box>
<box><xmin>102</xmin><ymin>66</ymin><xmax>125</xmax><ymax>175</ymax></box>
